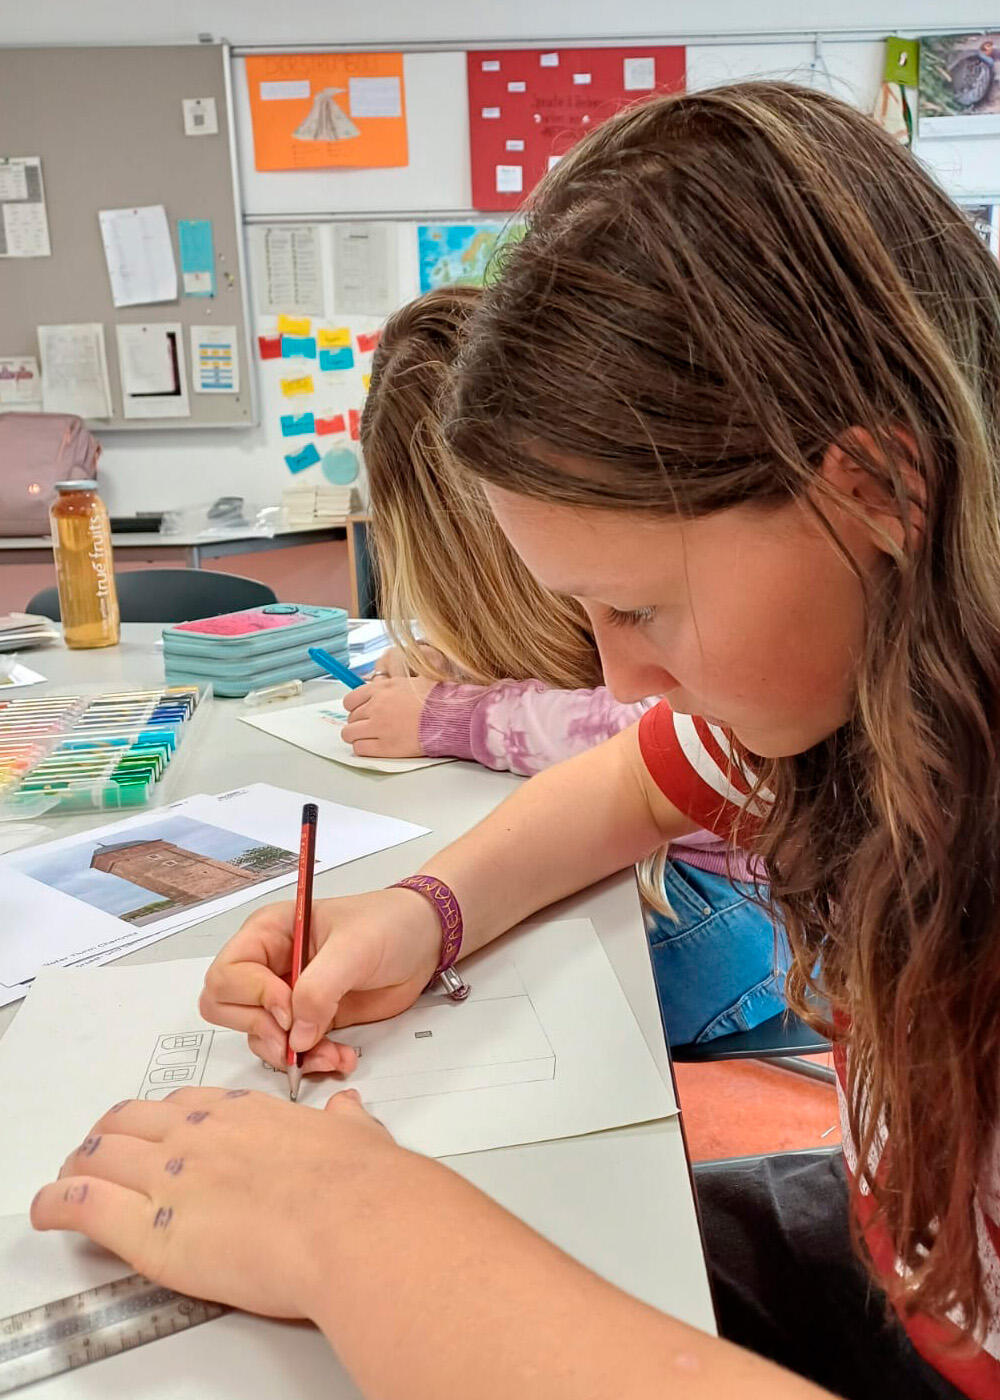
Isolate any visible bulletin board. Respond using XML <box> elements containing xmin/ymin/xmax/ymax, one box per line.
<box><xmin>0</xmin><ymin>44</ymin><xmax>256</xmax><ymax>430</ymax></box>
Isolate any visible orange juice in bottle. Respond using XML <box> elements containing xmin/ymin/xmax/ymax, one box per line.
<box><xmin>49</xmin><ymin>481</ymin><xmax>120</xmax><ymax>648</ymax></box>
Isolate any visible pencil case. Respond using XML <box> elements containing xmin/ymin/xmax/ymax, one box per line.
<box><xmin>162</xmin><ymin>604</ymin><xmax>349</xmax><ymax>698</ymax></box>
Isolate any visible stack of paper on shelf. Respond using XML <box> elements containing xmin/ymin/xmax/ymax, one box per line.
<box><xmin>281</xmin><ymin>485</ymin><xmax>356</xmax><ymax>528</ymax></box>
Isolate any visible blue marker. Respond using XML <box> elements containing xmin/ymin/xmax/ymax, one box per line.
<box><xmin>307</xmin><ymin>647</ymin><xmax>365</xmax><ymax>689</ymax></box>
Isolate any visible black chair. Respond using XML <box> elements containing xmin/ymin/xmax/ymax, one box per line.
<box><xmin>27</xmin><ymin>569</ymin><xmax>277</xmax><ymax>624</ymax></box>
<box><xmin>672</xmin><ymin>1008</ymin><xmax>836</xmax><ymax>1085</ymax></box>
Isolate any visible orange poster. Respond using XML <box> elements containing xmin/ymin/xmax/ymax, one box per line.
<box><xmin>246</xmin><ymin>53</ymin><xmax>408</xmax><ymax>171</ymax></box>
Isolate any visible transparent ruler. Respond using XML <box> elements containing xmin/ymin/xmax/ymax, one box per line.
<box><xmin>0</xmin><ymin>1273</ymin><xmax>227</xmax><ymax>1393</ymax></box>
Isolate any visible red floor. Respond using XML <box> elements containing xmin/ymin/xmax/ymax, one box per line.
<box><xmin>676</xmin><ymin>1053</ymin><xmax>840</xmax><ymax>1162</ymax></box>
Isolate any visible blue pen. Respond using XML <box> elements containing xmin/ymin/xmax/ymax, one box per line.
<box><xmin>307</xmin><ymin>647</ymin><xmax>365</xmax><ymax>689</ymax></box>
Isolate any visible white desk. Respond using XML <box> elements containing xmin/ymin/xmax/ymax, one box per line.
<box><xmin>0</xmin><ymin>627</ymin><xmax>714</xmax><ymax>1396</ymax></box>
<box><xmin>0</xmin><ymin>524</ymin><xmax>346</xmax><ymax>570</ymax></box>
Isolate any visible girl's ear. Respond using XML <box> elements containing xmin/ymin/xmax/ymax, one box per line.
<box><xmin>817</xmin><ymin>426</ymin><xmax>926</xmax><ymax>557</ymax></box>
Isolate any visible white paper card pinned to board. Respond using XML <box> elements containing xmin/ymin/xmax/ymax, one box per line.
<box><xmin>540</xmin><ymin>52</ymin><xmax>560</xmax><ymax>67</ymax></box>
<box><xmin>481</xmin><ymin>59</ymin><xmax>501</xmax><ymax>71</ymax></box>
<box><xmin>506</xmin><ymin>138</ymin><xmax>525</xmax><ymax>151</ymax></box>
<box><xmin>348</xmin><ymin>76</ymin><xmax>402</xmax><ymax>118</ymax></box>
<box><xmin>496</xmin><ymin>164</ymin><xmax>523</xmax><ymax>194</ymax></box>
<box><xmin>182</xmin><ymin>96</ymin><xmax>219</xmax><ymax>136</ymax></box>
<box><xmin>507</xmin><ymin>80</ymin><xmax>526</xmax><ymax>92</ymax></box>
<box><xmin>99</xmin><ymin>205</ymin><xmax>177</xmax><ymax>308</ymax></box>
<box><xmin>623</xmin><ymin>56</ymin><xmax>656</xmax><ymax>91</ymax></box>
<box><xmin>332</xmin><ymin>222</ymin><xmax>397</xmax><ymax>317</ymax></box>
<box><xmin>37</xmin><ymin>323</ymin><xmax>112</xmax><ymax>419</ymax></box>
<box><xmin>0</xmin><ymin>355</ymin><xmax>41</xmax><ymax>407</ymax></box>
<box><xmin>481</xmin><ymin>106</ymin><xmax>501</xmax><ymax>119</ymax></box>
<box><xmin>0</xmin><ymin>156</ymin><xmax>50</xmax><ymax>258</ymax></box>
<box><xmin>116</xmin><ymin>322</ymin><xmax>190</xmax><ymax>419</ymax></box>
<box><xmin>573</xmin><ymin>73</ymin><xmax>592</xmax><ymax>85</ymax></box>
<box><xmin>260</xmin><ymin>79</ymin><xmax>310</xmax><ymax>100</ymax></box>
<box><xmin>191</xmin><ymin>323</ymin><xmax>239</xmax><ymax>394</ymax></box>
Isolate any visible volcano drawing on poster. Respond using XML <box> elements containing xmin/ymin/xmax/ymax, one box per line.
<box><xmin>294</xmin><ymin>88</ymin><xmax>360</xmax><ymax>142</ymax></box>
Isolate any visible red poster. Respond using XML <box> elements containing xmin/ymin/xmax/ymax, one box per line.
<box><xmin>467</xmin><ymin>46</ymin><xmax>685</xmax><ymax>212</ymax></box>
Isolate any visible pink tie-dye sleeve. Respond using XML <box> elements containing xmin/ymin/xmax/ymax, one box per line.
<box><xmin>418</xmin><ymin>678</ymin><xmax>657</xmax><ymax>776</ymax></box>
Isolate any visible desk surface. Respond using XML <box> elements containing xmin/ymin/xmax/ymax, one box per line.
<box><xmin>0</xmin><ymin>627</ymin><xmax>713</xmax><ymax>1393</ymax></box>
<box><xmin>0</xmin><ymin>524</ymin><xmax>346</xmax><ymax>550</ymax></box>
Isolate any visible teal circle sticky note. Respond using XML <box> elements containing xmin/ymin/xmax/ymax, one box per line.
<box><xmin>321</xmin><ymin>447</ymin><xmax>359</xmax><ymax>485</ymax></box>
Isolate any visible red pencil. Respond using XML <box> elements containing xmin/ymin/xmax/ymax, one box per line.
<box><xmin>286</xmin><ymin>802</ymin><xmax>318</xmax><ymax>1101</ymax></box>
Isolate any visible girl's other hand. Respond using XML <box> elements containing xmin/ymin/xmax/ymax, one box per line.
<box><xmin>341</xmin><ymin>675</ymin><xmax>436</xmax><ymax>758</ymax></box>
<box><xmin>32</xmin><ymin>1088</ymin><xmax>403</xmax><ymax>1322</ymax></box>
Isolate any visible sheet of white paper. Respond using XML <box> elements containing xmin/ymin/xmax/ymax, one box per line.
<box><xmin>190</xmin><ymin>324</ymin><xmax>239</xmax><ymax>393</ymax></box>
<box><xmin>0</xmin><ymin>784</ymin><xmax>427</xmax><ymax>997</ymax></box>
<box><xmin>0</xmin><ymin>354</ymin><xmax>42</xmax><ymax>406</ymax></box>
<box><xmin>0</xmin><ymin>156</ymin><xmax>50</xmax><ymax>257</ymax></box>
<box><xmin>38</xmin><ymin>323</ymin><xmax>112</xmax><ymax>419</ymax></box>
<box><xmin>496</xmin><ymin>164</ymin><xmax>523</xmax><ymax>193</ymax></box>
<box><xmin>240</xmin><ymin>684</ymin><xmax>452</xmax><ymax>774</ymax></box>
<box><xmin>0</xmin><ymin>918</ymin><xmax>676</xmax><ymax>1214</ymax></box>
<box><xmin>623</xmin><ymin>55</ymin><xmax>656</xmax><ymax>90</ymax></box>
<box><xmin>250</xmin><ymin>224</ymin><xmax>325</xmax><ymax>316</ymax></box>
<box><xmin>347</xmin><ymin>76</ymin><xmax>402</xmax><ymax>118</ymax></box>
<box><xmin>98</xmin><ymin>205</ymin><xmax>177</xmax><ymax>308</ymax></box>
<box><xmin>332</xmin><ymin>222</ymin><xmax>396</xmax><ymax>317</ymax></box>
<box><xmin>115</xmin><ymin>323</ymin><xmax>176</xmax><ymax>395</ymax></box>
<box><xmin>0</xmin><ymin>661</ymin><xmax>45</xmax><ymax>688</ymax></box>
<box><xmin>117</xmin><ymin>322</ymin><xmax>190</xmax><ymax>420</ymax></box>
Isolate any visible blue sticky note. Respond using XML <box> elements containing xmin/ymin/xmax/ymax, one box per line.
<box><xmin>177</xmin><ymin>218</ymin><xmax>215</xmax><ymax>297</ymax></box>
<box><xmin>284</xmin><ymin>442</ymin><xmax>321</xmax><ymax>474</ymax></box>
<box><xmin>321</xmin><ymin>446</ymin><xmax>359</xmax><ymax>485</ymax></box>
<box><xmin>319</xmin><ymin>347</ymin><xmax>354</xmax><ymax>372</ymax></box>
<box><xmin>280</xmin><ymin>412</ymin><xmax>316</xmax><ymax>438</ymax></box>
<box><xmin>281</xmin><ymin>335</ymin><xmax>317</xmax><ymax>359</ymax></box>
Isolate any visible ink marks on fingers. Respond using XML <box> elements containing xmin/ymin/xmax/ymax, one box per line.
<box><xmin>63</xmin><ymin>1183</ymin><xmax>88</xmax><ymax>1204</ymax></box>
<box><xmin>223</xmin><ymin>1088</ymin><xmax>250</xmax><ymax>1098</ymax></box>
<box><xmin>80</xmin><ymin>1135</ymin><xmax>101</xmax><ymax>1156</ymax></box>
<box><xmin>185</xmin><ymin>1111</ymin><xmax>210</xmax><ymax>1124</ymax></box>
<box><xmin>153</xmin><ymin>1206</ymin><xmax>173</xmax><ymax>1230</ymax></box>
<box><xmin>164</xmin><ymin>1157</ymin><xmax>184</xmax><ymax>1176</ymax></box>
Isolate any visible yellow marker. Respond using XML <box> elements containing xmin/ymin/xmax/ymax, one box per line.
<box><xmin>278</xmin><ymin>314</ymin><xmax>312</xmax><ymax>336</ymax></box>
<box><xmin>317</xmin><ymin>326</ymin><xmax>351</xmax><ymax>349</ymax></box>
<box><xmin>281</xmin><ymin>375</ymin><xmax>314</xmax><ymax>397</ymax></box>
<box><xmin>362</xmin><ymin>373</ymin><xmax>371</xmax><ymax>390</ymax></box>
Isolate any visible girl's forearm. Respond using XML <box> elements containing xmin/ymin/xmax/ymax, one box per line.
<box><xmin>417</xmin><ymin>724</ymin><xmax>692</xmax><ymax>954</ymax></box>
<box><xmin>311</xmin><ymin>1149</ymin><xmax>830</xmax><ymax>1400</ymax></box>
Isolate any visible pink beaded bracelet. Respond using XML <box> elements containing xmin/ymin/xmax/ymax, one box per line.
<box><xmin>391</xmin><ymin>875</ymin><xmax>470</xmax><ymax>1002</ymax></box>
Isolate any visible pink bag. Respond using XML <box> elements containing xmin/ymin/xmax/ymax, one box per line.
<box><xmin>0</xmin><ymin>412</ymin><xmax>101</xmax><ymax>536</ymax></box>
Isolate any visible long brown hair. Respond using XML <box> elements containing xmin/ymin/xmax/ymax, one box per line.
<box><xmin>361</xmin><ymin>287</ymin><xmax>600</xmax><ymax>689</ymax></box>
<box><xmin>446</xmin><ymin>82</ymin><xmax>1000</xmax><ymax>1332</ymax></box>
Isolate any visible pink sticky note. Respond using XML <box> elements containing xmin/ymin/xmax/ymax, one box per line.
<box><xmin>258</xmin><ymin>334</ymin><xmax>282</xmax><ymax>360</ymax></box>
<box><xmin>349</xmin><ymin>409</ymin><xmax>361</xmax><ymax>441</ymax></box>
<box><xmin>356</xmin><ymin>330</ymin><xmax>381</xmax><ymax>354</ymax></box>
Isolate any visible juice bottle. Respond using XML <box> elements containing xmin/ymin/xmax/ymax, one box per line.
<box><xmin>49</xmin><ymin>481</ymin><xmax>120</xmax><ymax>649</ymax></box>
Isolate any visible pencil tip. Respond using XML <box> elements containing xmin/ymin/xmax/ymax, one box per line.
<box><xmin>287</xmin><ymin>1064</ymin><xmax>302</xmax><ymax>1102</ymax></box>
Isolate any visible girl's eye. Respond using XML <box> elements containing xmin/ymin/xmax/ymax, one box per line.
<box><xmin>606</xmin><ymin>605</ymin><xmax>657</xmax><ymax>629</ymax></box>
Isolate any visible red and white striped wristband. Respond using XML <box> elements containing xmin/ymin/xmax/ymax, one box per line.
<box><xmin>391</xmin><ymin>875</ymin><xmax>470</xmax><ymax>1002</ymax></box>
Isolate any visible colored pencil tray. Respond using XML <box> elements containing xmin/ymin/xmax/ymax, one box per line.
<box><xmin>162</xmin><ymin>603</ymin><xmax>349</xmax><ymax>698</ymax></box>
<box><xmin>0</xmin><ymin>684</ymin><xmax>211</xmax><ymax>819</ymax></box>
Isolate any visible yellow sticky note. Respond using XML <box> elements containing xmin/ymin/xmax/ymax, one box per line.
<box><xmin>281</xmin><ymin>375</ymin><xmax>314</xmax><ymax>397</ymax></box>
<box><xmin>317</xmin><ymin>326</ymin><xmax>351</xmax><ymax>349</ymax></box>
<box><xmin>362</xmin><ymin>373</ymin><xmax>371</xmax><ymax>390</ymax></box>
<box><xmin>278</xmin><ymin>314</ymin><xmax>312</xmax><ymax>336</ymax></box>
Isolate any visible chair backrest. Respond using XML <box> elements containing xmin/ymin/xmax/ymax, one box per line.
<box><xmin>27</xmin><ymin>570</ymin><xmax>278</xmax><ymax>624</ymax></box>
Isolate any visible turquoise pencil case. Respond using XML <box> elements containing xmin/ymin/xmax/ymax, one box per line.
<box><xmin>162</xmin><ymin>604</ymin><xmax>349</xmax><ymax>697</ymax></box>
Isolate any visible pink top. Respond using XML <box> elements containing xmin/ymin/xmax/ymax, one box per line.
<box><xmin>419</xmin><ymin>679</ymin><xmax>750</xmax><ymax>881</ymax></box>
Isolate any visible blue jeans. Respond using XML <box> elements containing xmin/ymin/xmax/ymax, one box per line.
<box><xmin>645</xmin><ymin>861</ymin><xmax>790</xmax><ymax>1047</ymax></box>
